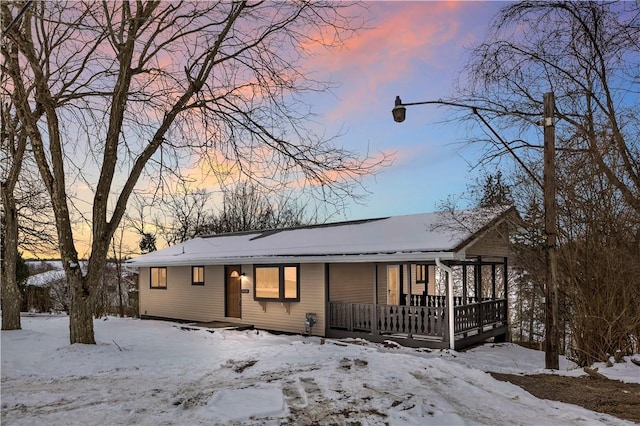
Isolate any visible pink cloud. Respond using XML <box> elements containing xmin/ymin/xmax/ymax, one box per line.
<box><xmin>305</xmin><ymin>2</ymin><xmax>463</xmax><ymax>73</ymax></box>
<box><xmin>302</xmin><ymin>1</ymin><xmax>492</xmax><ymax>122</ymax></box>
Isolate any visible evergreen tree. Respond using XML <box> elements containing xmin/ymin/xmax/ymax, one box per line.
<box><xmin>477</xmin><ymin>172</ymin><xmax>512</xmax><ymax>208</ymax></box>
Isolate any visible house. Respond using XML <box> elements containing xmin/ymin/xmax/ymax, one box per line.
<box><xmin>127</xmin><ymin>206</ymin><xmax>518</xmax><ymax>350</ymax></box>
<box><xmin>22</xmin><ymin>260</ymin><xmax>139</xmax><ymax>316</ymax></box>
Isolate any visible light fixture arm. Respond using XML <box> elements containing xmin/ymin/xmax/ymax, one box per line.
<box><xmin>394</xmin><ymin>96</ymin><xmax>539</xmax><ymax>119</ymax></box>
<box><xmin>393</xmin><ymin>95</ymin><xmax>543</xmax><ymax>189</ymax></box>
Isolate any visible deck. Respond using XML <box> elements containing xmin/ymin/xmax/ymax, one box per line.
<box><xmin>327</xmin><ymin>299</ymin><xmax>508</xmax><ymax>350</ymax></box>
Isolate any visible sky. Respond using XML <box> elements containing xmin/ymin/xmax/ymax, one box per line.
<box><xmin>302</xmin><ymin>1</ymin><xmax>509</xmax><ymax>221</ymax></box>
<box><xmin>19</xmin><ymin>1</ymin><xmax>515</xmax><ymax>258</ymax></box>
<box><xmin>2</xmin><ymin>314</ymin><xmax>638</xmax><ymax>425</ymax></box>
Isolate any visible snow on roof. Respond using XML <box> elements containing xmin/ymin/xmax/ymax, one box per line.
<box><xmin>24</xmin><ymin>269</ymin><xmax>66</xmax><ymax>287</ymax></box>
<box><xmin>127</xmin><ymin>206</ymin><xmax>514</xmax><ymax>267</ymax></box>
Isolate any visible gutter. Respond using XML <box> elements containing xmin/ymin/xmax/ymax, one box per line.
<box><xmin>435</xmin><ymin>258</ymin><xmax>455</xmax><ymax>350</ymax></box>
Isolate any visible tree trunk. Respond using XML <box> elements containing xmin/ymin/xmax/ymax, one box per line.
<box><xmin>117</xmin><ymin>264</ymin><xmax>124</xmax><ymax>318</ymax></box>
<box><xmin>1</xmin><ymin>191</ymin><xmax>22</xmax><ymax>330</ymax></box>
<box><xmin>528</xmin><ymin>289</ymin><xmax>535</xmax><ymax>344</ymax></box>
<box><xmin>517</xmin><ymin>284</ymin><xmax>523</xmax><ymax>342</ymax></box>
<box><xmin>68</xmin><ymin>272</ymin><xmax>95</xmax><ymax>344</ymax></box>
<box><xmin>113</xmin><ymin>245</ymin><xmax>125</xmax><ymax>318</ymax></box>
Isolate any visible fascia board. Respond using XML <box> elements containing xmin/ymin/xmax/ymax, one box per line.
<box><xmin>125</xmin><ymin>251</ymin><xmax>462</xmax><ymax>268</ymax></box>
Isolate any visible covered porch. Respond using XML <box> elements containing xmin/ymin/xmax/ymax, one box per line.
<box><xmin>326</xmin><ymin>258</ymin><xmax>509</xmax><ymax>350</ymax></box>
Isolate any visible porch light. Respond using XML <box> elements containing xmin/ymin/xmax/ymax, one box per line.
<box><xmin>230</xmin><ymin>271</ymin><xmax>245</xmax><ymax>278</ymax></box>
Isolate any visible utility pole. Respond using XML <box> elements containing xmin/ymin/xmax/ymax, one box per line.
<box><xmin>543</xmin><ymin>92</ymin><xmax>559</xmax><ymax>370</ymax></box>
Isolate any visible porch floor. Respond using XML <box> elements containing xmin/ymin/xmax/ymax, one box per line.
<box><xmin>327</xmin><ymin>323</ymin><xmax>508</xmax><ymax>351</ymax></box>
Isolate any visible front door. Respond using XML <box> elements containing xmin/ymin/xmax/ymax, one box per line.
<box><xmin>225</xmin><ymin>266</ymin><xmax>242</xmax><ymax>318</ymax></box>
<box><xmin>387</xmin><ymin>265</ymin><xmax>400</xmax><ymax>305</ymax></box>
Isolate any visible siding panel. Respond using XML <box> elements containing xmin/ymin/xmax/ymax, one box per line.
<box><xmin>466</xmin><ymin>224</ymin><xmax>510</xmax><ymax>258</ymax></box>
<box><xmin>138</xmin><ymin>265</ymin><xmax>221</xmax><ymax>322</ymax></box>
<box><xmin>376</xmin><ymin>264</ymin><xmax>387</xmax><ymax>303</ymax></box>
<box><xmin>329</xmin><ymin>263</ymin><xmax>375</xmax><ymax>304</ymax></box>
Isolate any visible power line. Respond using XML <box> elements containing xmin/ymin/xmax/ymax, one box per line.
<box><xmin>2</xmin><ymin>0</ymin><xmax>34</xmax><ymax>38</ymax></box>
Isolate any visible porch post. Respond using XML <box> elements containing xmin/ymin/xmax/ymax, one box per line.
<box><xmin>477</xmin><ymin>258</ymin><xmax>484</xmax><ymax>331</ymax></box>
<box><xmin>325</xmin><ymin>263</ymin><xmax>330</xmax><ymax>335</ymax></box>
<box><xmin>399</xmin><ymin>265</ymin><xmax>405</xmax><ymax>305</ymax></box>
<box><xmin>492</xmin><ymin>264</ymin><xmax>496</xmax><ymax>300</ymax></box>
<box><xmin>503</xmin><ymin>256</ymin><xmax>509</xmax><ymax>327</ymax></box>
<box><xmin>372</xmin><ymin>263</ymin><xmax>378</xmax><ymax>335</ymax></box>
<box><xmin>407</xmin><ymin>263</ymin><xmax>412</xmax><ymax>338</ymax></box>
<box><xmin>407</xmin><ymin>263</ymin><xmax>412</xmax><ymax>306</ymax></box>
<box><xmin>462</xmin><ymin>265</ymin><xmax>467</xmax><ymax>304</ymax></box>
<box><xmin>477</xmin><ymin>257</ymin><xmax>483</xmax><ymax>300</ymax></box>
<box><xmin>435</xmin><ymin>258</ymin><xmax>455</xmax><ymax>350</ymax></box>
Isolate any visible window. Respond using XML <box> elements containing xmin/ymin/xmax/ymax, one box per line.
<box><xmin>192</xmin><ymin>266</ymin><xmax>205</xmax><ymax>285</ymax></box>
<box><xmin>416</xmin><ymin>264</ymin><xmax>427</xmax><ymax>284</ymax></box>
<box><xmin>150</xmin><ymin>267</ymin><xmax>167</xmax><ymax>289</ymax></box>
<box><xmin>283</xmin><ymin>266</ymin><xmax>298</xmax><ymax>299</ymax></box>
<box><xmin>254</xmin><ymin>265</ymin><xmax>299</xmax><ymax>302</ymax></box>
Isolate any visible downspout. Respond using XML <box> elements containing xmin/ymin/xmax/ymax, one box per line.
<box><xmin>436</xmin><ymin>258</ymin><xmax>455</xmax><ymax>350</ymax></box>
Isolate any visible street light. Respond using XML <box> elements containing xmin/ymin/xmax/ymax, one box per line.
<box><xmin>392</xmin><ymin>93</ymin><xmax>559</xmax><ymax>370</ymax></box>
<box><xmin>392</xmin><ymin>96</ymin><xmax>406</xmax><ymax>122</ymax></box>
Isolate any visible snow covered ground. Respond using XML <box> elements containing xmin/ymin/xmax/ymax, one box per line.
<box><xmin>1</xmin><ymin>315</ymin><xmax>638</xmax><ymax>425</ymax></box>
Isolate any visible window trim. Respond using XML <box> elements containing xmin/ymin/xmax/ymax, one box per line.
<box><xmin>192</xmin><ymin>265</ymin><xmax>205</xmax><ymax>286</ymax></box>
<box><xmin>253</xmin><ymin>264</ymin><xmax>300</xmax><ymax>302</ymax></box>
<box><xmin>416</xmin><ymin>264</ymin><xmax>428</xmax><ymax>284</ymax></box>
<box><xmin>150</xmin><ymin>267</ymin><xmax>167</xmax><ymax>289</ymax></box>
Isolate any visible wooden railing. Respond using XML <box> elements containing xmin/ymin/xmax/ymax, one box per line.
<box><xmin>330</xmin><ymin>299</ymin><xmax>507</xmax><ymax>338</ymax></box>
<box><xmin>407</xmin><ymin>294</ymin><xmax>481</xmax><ymax>307</ymax></box>
<box><xmin>378</xmin><ymin>304</ymin><xmax>446</xmax><ymax>337</ymax></box>
<box><xmin>329</xmin><ymin>302</ymin><xmax>446</xmax><ymax>337</ymax></box>
<box><xmin>453</xmin><ymin>299</ymin><xmax>507</xmax><ymax>334</ymax></box>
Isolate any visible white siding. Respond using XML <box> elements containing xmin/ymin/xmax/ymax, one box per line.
<box><xmin>376</xmin><ymin>264</ymin><xmax>387</xmax><ymax>303</ymax></box>
<box><xmin>466</xmin><ymin>224</ymin><xmax>510</xmax><ymax>258</ymax></box>
<box><xmin>138</xmin><ymin>261</ymin><xmax>441</xmax><ymax>333</ymax></box>
<box><xmin>138</xmin><ymin>265</ymin><xmax>221</xmax><ymax>322</ymax></box>
<box><xmin>428</xmin><ymin>265</ymin><xmax>436</xmax><ymax>295</ymax></box>
<box><xmin>329</xmin><ymin>263</ymin><xmax>375</xmax><ymax>303</ymax></box>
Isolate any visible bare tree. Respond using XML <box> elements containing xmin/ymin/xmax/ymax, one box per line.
<box><xmin>452</xmin><ymin>1</ymin><xmax>640</xmax><ymax>363</ymax></box>
<box><xmin>13</xmin><ymin>167</ymin><xmax>57</xmax><ymax>256</ymax></box>
<box><xmin>126</xmin><ymin>194</ymin><xmax>158</xmax><ymax>253</ymax></box>
<box><xmin>0</xmin><ymin>69</ymin><xmax>25</xmax><ymax>329</ymax></box>
<box><xmin>554</xmin><ymin>148</ymin><xmax>640</xmax><ymax>365</ymax></box>
<box><xmin>2</xmin><ymin>1</ymin><xmax>387</xmax><ymax>343</ymax></box>
<box><xmin>508</xmin><ymin>180</ymin><xmax>548</xmax><ymax>349</ymax></box>
<box><xmin>460</xmin><ymin>1</ymin><xmax>639</xmax><ymax>215</ymax></box>
<box><xmin>488</xmin><ymin>134</ymin><xmax>640</xmax><ymax>364</ymax></box>
<box><xmin>154</xmin><ymin>180</ymin><xmax>315</xmax><ymax>246</ymax></box>
<box><xmin>109</xmin><ymin>219</ymin><xmax>134</xmax><ymax>318</ymax></box>
<box><xmin>208</xmin><ymin>180</ymin><xmax>315</xmax><ymax>234</ymax></box>
<box><xmin>1</xmin><ymin>111</ymin><xmax>56</xmax><ymax>330</ymax></box>
<box><xmin>155</xmin><ymin>182</ymin><xmax>214</xmax><ymax>246</ymax></box>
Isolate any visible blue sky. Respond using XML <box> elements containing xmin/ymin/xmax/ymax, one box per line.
<box><xmin>302</xmin><ymin>1</ymin><xmax>509</xmax><ymax>220</ymax></box>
